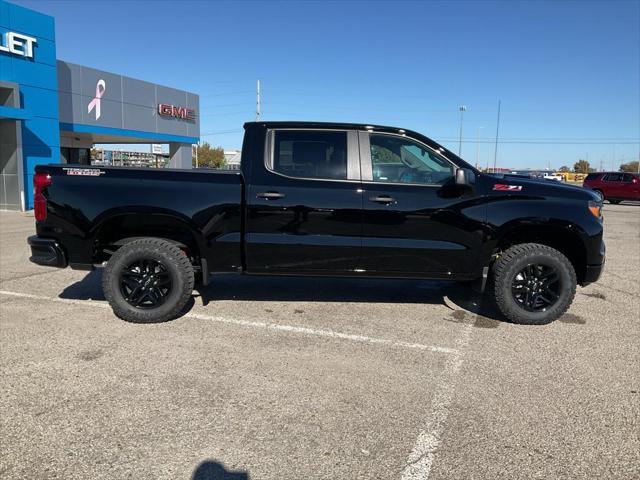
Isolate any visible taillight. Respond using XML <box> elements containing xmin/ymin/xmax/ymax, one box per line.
<box><xmin>33</xmin><ymin>172</ymin><xmax>52</xmax><ymax>221</ymax></box>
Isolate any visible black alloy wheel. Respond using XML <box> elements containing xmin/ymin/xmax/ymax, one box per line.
<box><xmin>511</xmin><ymin>263</ymin><xmax>560</xmax><ymax>312</ymax></box>
<box><xmin>492</xmin><ymin>242</ymin><xmax>576</xmax><ymax>325</ymax></box>
<box><xmin>103</xmin><ymin>238</ymin><xmax>194</xmax><ymax>323</ymax></box>
<box><xmin>120</xmin><ymin>259</ymin><xmax>173</xmax><ymax>309</ymax></box>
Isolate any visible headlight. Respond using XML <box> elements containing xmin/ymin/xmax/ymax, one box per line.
<box><xmin>588</xmin><ymin>201</ymin><xmax>603</xmax><ymax>219</ymax></box>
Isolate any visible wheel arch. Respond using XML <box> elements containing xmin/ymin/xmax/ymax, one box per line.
<box><xmin>492</xmin><ymin>221</ymin><xmax>589</xmax><ymax>284</ymax></box>
<box><xmin>90</xmin><ymin>210</ymin><xmax>206</xmax><ymax>266</ymax></box>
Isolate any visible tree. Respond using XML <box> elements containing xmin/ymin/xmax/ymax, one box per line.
<box><xmin>619</xmin><ymin>160</ymin><xmax>639</xmax><ymax>173</ymax></box>
<box><xmin>573</xmin><ymin>159</ymin><xmax>590</xmax><ymax>174</ymax></box>
<box><xmin>194</xmin><ymin>142</ymin><xmax>225</xmax><ymax>168</ymax></box>
<box><xmin>558</xmin><ymin>166</ymin><xmax>570</xmax><ymax>172</ymax></box>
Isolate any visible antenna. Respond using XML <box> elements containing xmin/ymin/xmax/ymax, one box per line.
<box><xmin>256</xmin><ymin>80</ymin><xmax>261</xmax><ymax>121</ymax></box>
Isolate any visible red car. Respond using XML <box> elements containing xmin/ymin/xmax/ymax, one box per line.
<box><xmin>583</xmin><ymin>172</ymin><xmax>640</xmax><ymax>204</ymax></box>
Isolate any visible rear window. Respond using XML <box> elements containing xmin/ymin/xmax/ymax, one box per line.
<box><xmin>623</xmin><ymin>174</ymin><xmax>636</xmax><ymax>182</ymax></box>
<box><xmin>271</xmin><ymin>130</ymin><xmax>348</xmax><ymax>180</ymax></box>
<box><xmin>603</xmin><ymin>173</ymin><xmax>623</xmax><ymax>181</ymax></box>
<box><xmin>584</xmin><ymin>173</ymin><xmax>599</xmax><ymax>181</ymax></box>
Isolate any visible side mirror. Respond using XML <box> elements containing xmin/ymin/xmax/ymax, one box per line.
<box><xmin>455</xmin><ymin>168</ymin><xmax>476</xmax><ymax>186</ymax></box>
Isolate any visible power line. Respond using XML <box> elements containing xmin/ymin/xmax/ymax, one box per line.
<box><xmin>437</xmin><ymin>139</ymin><xmax>639</xmax><ymax>145</ymax></box>
<box><xmin>198</xmin><ymin>90</ymin><xmax>254</xmax><ymax>99</ymax></box>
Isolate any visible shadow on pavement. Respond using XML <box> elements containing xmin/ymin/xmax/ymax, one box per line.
<box><xmin>59</xmin><ymin>269</ymin><xmax>105</xmax><ymax>301</ymax></box>
<box><xmin>192</xmin><ymin>460</ymin><xmax>249</xmax><ymax>480</ymax></box>
<box><xmin>58</xmin><ymin>269</ymin><xmax>508</xmax><ymax>322</ymax></box>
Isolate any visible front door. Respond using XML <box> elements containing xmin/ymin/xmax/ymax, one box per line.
<box><xmin>358</xmin><ymin>131</ymin><xmax>485</xmax><ymax>277</ymax></box>
<box><xmin>245</xmin><ymin>129</ymin><xmax>363</xmax><ymax>274</ymax></box>
<box><xmin>621</xmin><ymin>173</ymin><xmax>639</xmax><ymax>199</ymax></box>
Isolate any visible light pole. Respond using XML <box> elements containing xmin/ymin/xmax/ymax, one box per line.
<box><xmin>458</xmin><ymin>105</ymin><xmax>467</xmax><ymax>157</ymax></box>
<box><xmin>493</xmin><ymin>100</ymin><xmax>501</xmax><ymax>173</ymax></box>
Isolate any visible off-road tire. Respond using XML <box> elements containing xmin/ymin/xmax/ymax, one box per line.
<box><xmin>493</xmin><ymin>243</ymin><xmax>576</xmax><ymax>325</ymax></box>
<box><xmin>103</xmin><ymin>238</ymin><xmax>194</xmax><ymax>323</ymax></box>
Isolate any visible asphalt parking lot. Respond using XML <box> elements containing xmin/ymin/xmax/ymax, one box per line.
<box><xmin>1</xmin><ymin>203</ymin><xmax>638</xmax><ymax>480</ymax></box>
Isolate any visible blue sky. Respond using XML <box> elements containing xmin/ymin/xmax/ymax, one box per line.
<box><xmin>15</xmin><ymin>0</ymin><xmax>640</xmax><ymax>170</ymax></box>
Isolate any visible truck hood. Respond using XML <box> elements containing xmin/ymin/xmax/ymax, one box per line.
<box><xmin>484</xmin><ymin>174</ymin><xmax>601</xmax><ymax>202</ymax></box>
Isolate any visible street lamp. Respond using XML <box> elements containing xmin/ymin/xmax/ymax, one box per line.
<box><xmin>458</xmin><ymin>105</ymin><xmax>467</xmax><ymax>157</ymax></box>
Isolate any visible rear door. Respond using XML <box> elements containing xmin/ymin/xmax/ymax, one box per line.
<box><xmin>245</xmin><ymin>128</ymin><xmax>362</xmax><ymax>274</ymax></box>
<box><xmin>602</xmin><ymin>173</ymin><xmax>623</xmax><ymax>198</ymax></box>
<box><xmin>358</xmin><ymin>131</ymin><xmax>485</xmax><ymax>277</ymax></box>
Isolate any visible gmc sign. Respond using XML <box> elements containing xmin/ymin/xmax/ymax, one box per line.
<box><xmin>158</xmin><ymin>103</ymin><xmax>196</xmax><ymax>122</ymax></box>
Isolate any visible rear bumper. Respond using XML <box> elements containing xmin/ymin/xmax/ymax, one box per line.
<box><xmin>28</xmin><ymin>236</ymin><xmax>67</xmax><ymax>268</ymax></box>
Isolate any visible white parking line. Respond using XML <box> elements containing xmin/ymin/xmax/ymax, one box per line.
<box><xmin>400</xmin><ymin>308</ymin><xmax>474</xmax><ymax>480</ymax></box>
<box><xmin>0</xmin><ymin>290</ymin><xmax>458</xmax><ymax>355</ymax></box>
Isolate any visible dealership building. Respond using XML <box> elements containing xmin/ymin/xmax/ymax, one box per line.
<box><xmin>0</xmin><ymin>0</ymin><xmax>200</xmax><ymax>211</ymax></box>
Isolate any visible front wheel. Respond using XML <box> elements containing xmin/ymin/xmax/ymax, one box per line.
<box><xmin>493</xmin><ymin>243</ymin><xmax>576</xmax><ymax>325</ymax></box>
<box><xmin>103</xmin><ymin>238</ymin><xmax>194</xmax><ymax>323</ymax></box>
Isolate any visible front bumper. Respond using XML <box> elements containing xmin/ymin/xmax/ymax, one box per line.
<box><xmin>583</xmin><ymin>259</ymin><xmax>605</xmax><ymax>285</ymax></box>
<box><xmin>28</xmin><ymin>236</ymin><xmax>67</xmax><ymax>268</ymax></box>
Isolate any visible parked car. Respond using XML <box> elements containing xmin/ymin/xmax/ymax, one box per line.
<box><xmin>28</xmin><ymin>121</ymin><xmax>605</xmax><ymax>325</ymax></box>
<box><xmin>542</xmin><ymin>173</ymin><xmax>562</xmax><ymax>181</ymax></box>
<box><xmin>583</xmin><ymin>172</ymin><xmax>640</xmax><ymax>204</ymax></box>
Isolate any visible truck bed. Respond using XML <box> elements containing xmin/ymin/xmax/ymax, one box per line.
<box><xmin>34</xmin><ymin>164</ymin><xmax>244</xmax><ymax>272</ymax></box>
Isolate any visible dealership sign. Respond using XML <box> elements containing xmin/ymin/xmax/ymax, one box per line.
<box><xmin>0</xmin><ymin>31</ymin><xmax>37</xmax><ymax>59</ymax></box>
<box><xmin>158</xmin><ymin>103</ymin><xmax>196</xmax><ymax>122</ymax></box>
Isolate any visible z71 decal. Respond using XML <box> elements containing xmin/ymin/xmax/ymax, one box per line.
<box><xmin>493</xmin><ymin>184</ymin><xmax>523</xmax><ymax>191</ymax></box>
<box><xmin>63</xmin><ymin>168</ymin><xmax>105</xmax><ymax>177</ymax></box>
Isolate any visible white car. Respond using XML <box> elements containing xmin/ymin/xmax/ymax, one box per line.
<box><xmin>543</xmin><ymin>174</ymin><xmax>563</xmax><ymax>181</ymax></box>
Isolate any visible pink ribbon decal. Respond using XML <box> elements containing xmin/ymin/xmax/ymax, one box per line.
<box><xmin>87</xmin><ymin>79</ymin><xmax>106</xmax><ymax>120</ymax></box>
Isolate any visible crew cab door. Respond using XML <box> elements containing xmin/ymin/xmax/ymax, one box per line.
<box><xmin>357</xmin><ymin>131</ymin><xmax>485</xmax><ymax>277</ymax></box>
<box><xmin>245</xmin><ymin>129</ymin><xmax>362</xmax><ymax>274</ymax></box>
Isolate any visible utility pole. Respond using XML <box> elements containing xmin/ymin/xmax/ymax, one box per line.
<box><xmin>256</xmin><ymin>79</ymin><xmax>261</xmax><ymax>121</ymax></box>
<box><xmin>493</xmin><ymin>100</ymin><xmax>501</xmax><ymax>173</ymax></box>
<box><xmin>458</xmin><ymin>105</ymin><xmax>467</xmax><ymax>157</ymax></box>
<box><xmin>612</xmin><ymin>144</ymin><xmax>615</xmax><ymax>171</ymax></box>
<box><xmin>475</xmin><ymin>126</ymin><xmax>483</xmax><ymax>170</ymax></box>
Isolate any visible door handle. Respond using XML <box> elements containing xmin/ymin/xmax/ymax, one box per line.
<box><xmin>257</xmin><ymin>191</ymin><xmax>285</xmax><ymax>200</ymax></box>
<box><xmin>369</xmin><ymin>195</ymin><xmax>396</xmax><ymax>205</ymax></box>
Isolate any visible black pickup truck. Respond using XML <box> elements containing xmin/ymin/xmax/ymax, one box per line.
<box><xmin>28</xmin><ymin>121</ymin><xmax>605</xmax><ymax>325</ymax></box>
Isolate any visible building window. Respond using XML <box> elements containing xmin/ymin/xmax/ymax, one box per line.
<box><xmin>60</xmin><ymin>148</ymin><xmax>90</xmax><ymax>165</ymax></box>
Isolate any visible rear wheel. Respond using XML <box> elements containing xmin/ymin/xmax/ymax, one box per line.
<box><xmin>493</xmin><ymin>243</ymin><xmax>576</xmax><ymax>325</ymax></box>
<box><xmin>103</xmin><ymin>238</ymin><xmax>194</xmax><ymax>323</ymax></box>
<box><xmin>593</xmin><ymin>189</ymin><xmax>604</xmax><ymax>201</ymax></box>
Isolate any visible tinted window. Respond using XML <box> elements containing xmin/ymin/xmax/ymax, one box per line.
<box><xmin>584</xmin><ymin>173</ymin><xmax>599</xmax><ymax>181</ymax></box>
<box><xmin>272</xmin><ymin>130</ymin><xmax>347</xmax><ymax>180</ymax></box>
<box><xmin>370</xmin><ymin>134</ymin><xmax>454</xmax><ymax>185</ymax></box>
<box><xmin>623</xmin><ymin>174</ymin><xmax>635</xmax><ymax>182</ymax></box>
<box><xmin>604</xmin><ymin>173</ymin><xmax>623</xmax><ymax>182</ymax></box>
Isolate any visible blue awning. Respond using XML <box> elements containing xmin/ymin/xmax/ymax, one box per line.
<box><xmin>0</xmin><ymin>105</ymin><xmax>32</xmax><ymax>121</ymax></box>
